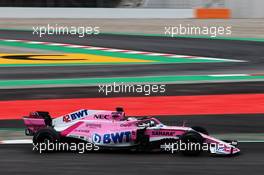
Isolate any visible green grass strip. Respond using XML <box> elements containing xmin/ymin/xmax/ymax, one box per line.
<box><xmin>1</xmin><ymin>75</ymin><xmax>264</xmax><ymax>87</ymax></box>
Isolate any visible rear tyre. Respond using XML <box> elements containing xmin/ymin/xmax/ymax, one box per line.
<box><xmin>191</xmin><ymin>126</ymin><xmax>209</xmax><ymax>135</ymax></box>
<box><xmin>180</xmin><ymin>131</ymin><xmax>204</xmax><ymax>156</ymax></box>
<box><xmin>33</xmin><ymin>127</ymin><xmax>60</xmax><ymax>144</ymax></box>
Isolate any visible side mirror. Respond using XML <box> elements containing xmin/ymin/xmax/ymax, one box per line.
<box><xmin>149</xmin><ymin>121</ymin><xmax>155</xmax><ymax>127</ymax></box>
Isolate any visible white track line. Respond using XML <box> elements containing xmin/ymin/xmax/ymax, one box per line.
<box><xmin>0</xmin><ymin>139</ymin><xmax>32</xmax><ymax>144</ymax></box>
<box><xmin>191</xmin><ymin>57</ymin><xmax>246</xmax><ymax>62</ymax></box>
<box><xmin>210</xmin><ymin>74</ymin><xmax>248</xmax><ymax>77</ymax></box>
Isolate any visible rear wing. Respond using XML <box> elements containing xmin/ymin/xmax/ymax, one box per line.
<box><xmin>23</xmin><ymin>111</ymin><xmax>52</xmax><ymax>135</ymax></box>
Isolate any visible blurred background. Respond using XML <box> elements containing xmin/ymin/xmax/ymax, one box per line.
<box><xmin>0</xmin><ymin>1</ymin><xmax>263</xmax><ymax>175</ymax></box>
<box><xmin>0</xmin><ymin>0</ymin><xmax>263</xmax><ymax>18</ymax></box>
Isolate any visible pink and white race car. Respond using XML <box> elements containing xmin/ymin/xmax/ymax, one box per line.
<box><xmin>23</xmin><ymin>108</ymin><xmax>240</xmax><ymax>156</ymax></box>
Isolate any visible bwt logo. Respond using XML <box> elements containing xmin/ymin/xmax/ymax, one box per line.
<box><xmin>63</xmin><ymin>110</ymin><xmax>88</xmax><ymax>123</ymax></box>
<box><xmin>94</xmin><ymin>114</ymin><xmax>110</xmax><ymax>119</ymax></box>
<box><xmin>92</xmin><ymin>131</ymin><xmax>131</xmax><ymax>144</ymax></box>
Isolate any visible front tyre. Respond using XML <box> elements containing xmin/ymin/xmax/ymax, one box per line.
<box><xmin>180</xmin><ymin>131</ymin><xmax>204</xmax><ymax>156</ymax></box>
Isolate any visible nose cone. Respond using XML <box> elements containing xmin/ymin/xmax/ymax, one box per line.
<box><xmin>232</xmin><ymin>147</ymin><xmax>240</xmax><ymax>154</ymax></box>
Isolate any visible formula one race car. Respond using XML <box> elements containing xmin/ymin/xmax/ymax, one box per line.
<box><xmin>23</xmin><ymin>108</ymin><xmax>240</xmax><ymax>156</ymax></box>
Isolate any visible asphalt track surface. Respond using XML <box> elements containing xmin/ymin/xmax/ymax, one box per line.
<box><xmin>0</xmin><ymin>143</ymin><xmax>264</xmax><ymax>175</ymax></box>
<box><xmin>0</xmin><ymin>30</ymin><xmax>264</xmax><ymax>175</ymax></box>
<box><xmin>1</xmin><ymin>81</ymin><xmax>263</xmax><ymax>100</ymax></box>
